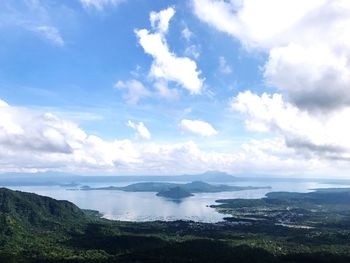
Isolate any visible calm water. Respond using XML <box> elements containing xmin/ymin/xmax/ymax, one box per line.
<box><xmin>8</xmin><ymin>180</ymin><xmax>350</xmax><ymax>223</ymax></box>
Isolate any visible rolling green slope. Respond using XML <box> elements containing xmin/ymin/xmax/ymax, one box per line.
<box><xmin>0</xmin><ymin>187</ymin><xmax>86</xmax><ymax>226</ymax></box>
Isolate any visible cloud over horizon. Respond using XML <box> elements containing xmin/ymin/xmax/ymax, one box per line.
<box><xmin>192</xmin><ymin>0</ymin><xmax>350</xmax><ymax>174</ymax></box>
<box><xmin>193</xmin><ymin>0</ymin><xmax>350</xmax><ymax>112</ymax></box>
<box><xmin>1</xmin><ymin>1</ymin><xmax>350</xmax><ymax>178</ymax></box>
<box><xmin>0</xmin><ymin>98</ymin><xmax>334</xmax><ymax>176</ymax></box>
<box><xmin>232</xmin><ymin>91</ymin><xmax>350</xmax><ymax>161</ymax></box>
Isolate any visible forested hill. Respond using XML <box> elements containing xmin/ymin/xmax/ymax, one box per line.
<box><xmin>0</xmin><ymin>187</ymin><xmax>87</xmax><ymax>228</ymax></box>
<box><xmin>1</xmin><ymin>187</ymin><xmax>350</xmax><ymax>262</ymax></box>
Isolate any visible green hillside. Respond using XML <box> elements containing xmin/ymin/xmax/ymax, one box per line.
<box><xmin>0</xmin><ymin>187</ymin><xmax>86</xmax><ymax>227</ymax></box>
<box><xmin>1</xmin><ymin>187</ymin><xmax>350</xmax><ymax>262</ymax></box>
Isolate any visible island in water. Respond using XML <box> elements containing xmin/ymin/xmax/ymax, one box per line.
<box><xmin>156</xmin><ymin>186</ymin><xmax>194</xmax><ymax>199</ymax></box>
<box><xmin>78</xmin><ymin>180</ymin><xmax>271</xmax><ymax>199</ymax></box>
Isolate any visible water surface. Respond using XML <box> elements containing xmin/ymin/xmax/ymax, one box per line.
<box><xmin>9</xmin><ymin>180</ymin><xmax>350</xmax><ymax>223</ymax></box>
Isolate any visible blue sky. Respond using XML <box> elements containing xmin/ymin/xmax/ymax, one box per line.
<box><xmin>1</xmin><ymin>0</ymin><xmax>350</xmax><ymax>177</ymax></box>
<box><xmin>0</xmin><ymin>0</ymin><xmax>265</xmax><ymax>146</ymax></box>
<box><xmin>1</xmin><ymin>1</ymin><xmax>261</xmax><ymax>141</ymax></box>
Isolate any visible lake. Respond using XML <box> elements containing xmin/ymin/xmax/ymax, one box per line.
<box><xmin>7</xmin><ymin>179</ymin><xmax>350</xmax><ymax>223</ymax></box>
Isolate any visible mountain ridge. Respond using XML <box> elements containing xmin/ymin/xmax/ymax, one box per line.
<box><xmin>0</xmin><ymin>171</ymin><xmax>236</xmax><ymax>186</ymax></box>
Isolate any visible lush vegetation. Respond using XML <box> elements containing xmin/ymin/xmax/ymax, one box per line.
<box><xmin>212</xmin><ymin>188</ymin><xmax>350</xmax><ymax>228</ymax></box>
<box><xmin>1</xmin><ymin>187</ymin><xmax>350</xmax><ymax>262</ymax></box>
<box><xmin>156</xmin><ymin>186</ymin><xmax>193</xmax><ymax>199</ymax></box>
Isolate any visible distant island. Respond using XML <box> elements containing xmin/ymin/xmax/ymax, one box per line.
<box><xmin>156</xmin><ymin>186</ymin><xmax>194</xmax><ymax>199</ymax></box>
<box><xmin>80</xmin><ymin>181</ymin><xmax>271</xmax><ymax>199</ymax></box>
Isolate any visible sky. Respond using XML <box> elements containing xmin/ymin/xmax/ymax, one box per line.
<box><xmin>1</xmin><ymin>0</ymin><xmax>350</xmax><ymax>177</ymax></box>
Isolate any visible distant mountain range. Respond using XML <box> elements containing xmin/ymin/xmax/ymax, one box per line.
<box><xmin>0</xmin><ymin>170</ymin><xmax>237</xmax><ymax>186</ymax></box>
<box><xmin>1</xmin><ymin>171</ymin><xmax>349</xmax><ymax>187</ymax></box>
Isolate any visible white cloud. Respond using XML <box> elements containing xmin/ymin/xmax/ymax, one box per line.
<box><xmin>136</xmin><ymin>138</ymin><xmax>334</xmax><ymax>177</ymax></box>
<box><xmin>232</xmin><ymin>90</ymin><xmax>350</xmax><ymax>161</ymax></box>
<box><xmin>0</xmin><ymin>1</ymin><xmax>65</xmax><ymax>46</ymax></box>
<box><xmin>184</xmin><ymin>45</ymin><xmax>200</xmax><ymax>59</ymax></box>
<box><xmin>115</xmin><ymin>79</ymin><xmax>178</xmax><ymax>103</ymax></box>
<box><xmin>150</xmin><ymin>7</ymin><xmax>175</xmax><ymax>33</ymax></box>
<box><xmin>219</xmin><ymin>56</ymin><xmax>232</xmax><ymax>74</ymax></box>
<box><xmin>182</xmin><ymin>26</ymin><xmax>193</xmax><ymax>41</ymax></box>
<box><xmin>193</xmin><ymin>0</ymin><xmax>350</xmax><ymax>111</ymax></box>
<box><xmin>181</xmin><ymin>25</ymin><xmax>200</xmax><ymax>58</ymax></box>
<box><xmin>192</xmin><ymin>0</ymin><xmax>350</xmax><ymax>174</ymax></box>
<box><xmin>264</xmin><ymin>43</ymin><xmax>350</xmax><ymax>111</ymax></box>
<box><xmin>79</xmin><ymin>0</ymin><xmax>122</xmax><ymax>10</ymax></box>
<box><xmin>0</xmin><ymin>100</ymin><xmax>141</xmax><ymax>173</ymax></box>
<box><xmin>180</xmin><ymin>119</ymin><xmax>218</xmax><ymax>137</ymax></box>
<box><xmin>115</xmin><ymin>79</ymin><xmax>151</xmax><ymax>105</ymax></box>
<box><xmin>135</xmin><ymin>7</ymin><xmax>203</xmax><ymax>94</ymax></box>
<box><xmin>29</xmin><ymin>25</ymin><xmax>64</xmax><ymax>46</ymax></box>
<box><xmin>193</xmin><ymin>0</ymin><xmax>329</xmax><ymax>49</ymax></box>
<box><xmin>1</xmin><ymin>98</ymin><xmax>348</xmax><ymax>177</ymax></box>
<box><xmin>0</xmin><ymin>99</ymin><xmax>9</xmax><ymax>107</ymax></box>
<box><xmin>153</xmin><ymin>81</ymin><xmax>179</xmax><ymax>100</ymax></box>
<box><xmin>127</xmin><ymin>121</ymin><xmax>151</xmax><ymax>140</ymax></box>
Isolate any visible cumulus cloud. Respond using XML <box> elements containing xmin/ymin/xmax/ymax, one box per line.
<box><xmin>138</xmin><ymin>138</ymin><xmax>334</xmax><ymax>177</ymax></box>
<box><xmin>232</xmin><ymin>91</ymin><xmax>350</xmax><ymax>161</ymax></box>
<box><xmin>193</xmin><ymin>0</ymin><xmax>350</xmax><ymax>111</ymax></box>
<box><xmin>0</xmin><ymin>100</ymin><xmax>140</xmax><ymax>173</ymax></box>
<box><xmin>0</xmin><ymin>98</ymin><xmax>347</xmax><ymax>176</ymax></box>
<box><xmin>127</xmin><ymin>121</ymin><xmax>151</xmax><ymax>140</ymax></box>
<box><xmin>0</xmin><ymin>98</ymin><xmax>221</xmax><ymax>174</ymax></box>
<box><xmin>149</xmin><ymin>7</ymin><xmax>175</xmax><ymax>33</ymax></box>
<box><xmin>135</xmin><ymin>7</ymin><xmax>203</xmax><ymax>94</ymax></box>
<box><xmin>0</xmin><ymin>99</ymin><xmax>9</xmax><ymax>107</ymax></box>
<box><xmin>264</xmin><ymin>44</ymin><xmax>350</xmax><ymax>111</ymax></box>
<box><xmin>79</xmin><ymin>0</ymin><xmax>122</xmax><ymax>10</ymax></box>
<box><xmin>180</xmin><ymin>119</ymin><xmax>218</xmax><ymax>137</ymax></box>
